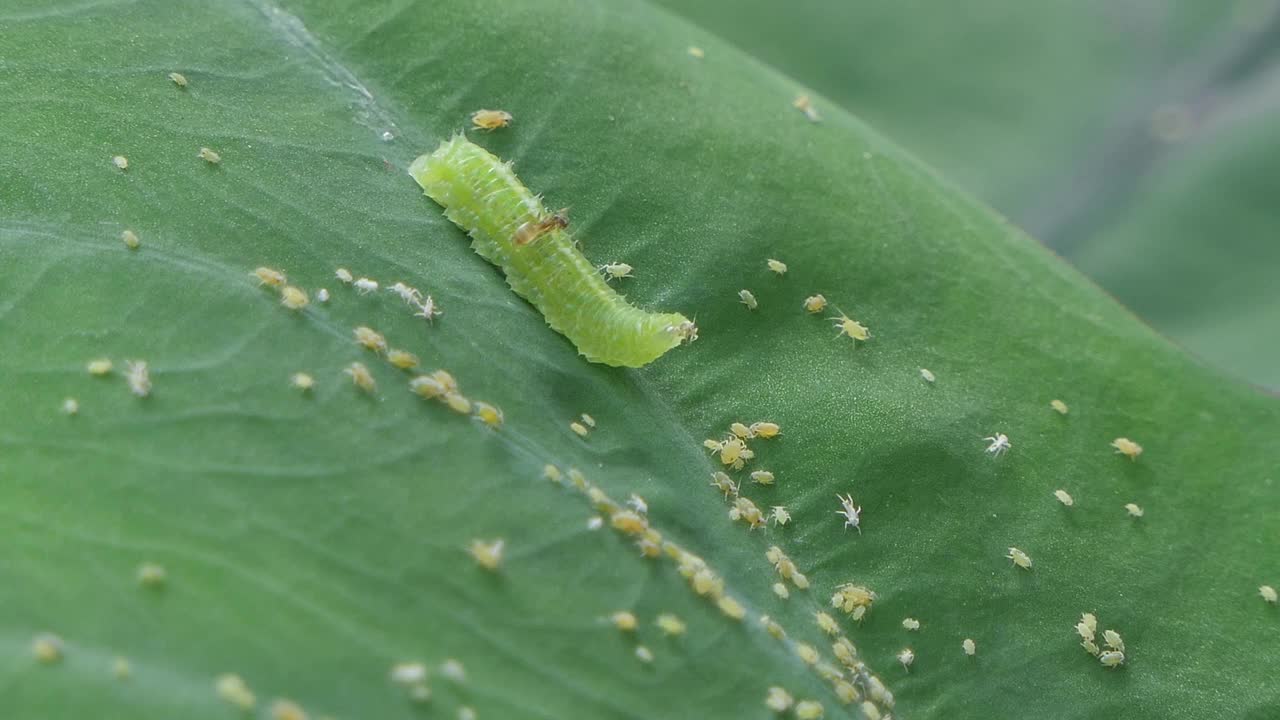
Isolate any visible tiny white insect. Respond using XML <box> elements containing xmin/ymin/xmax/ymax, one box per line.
<box><xmin>962</xmin><ymin>638</ymin><xmax>976</xmax><ymax>656</ymax></box>
<box><xmin>766</xmin><ymin>258</ymin><xmax>787</xmax><ymax>275</ymax></box>
<box><xmin>919</xmin><ymin>368</ymin><xmax>935</xmax><ymax>383</ymax></box>
<box><xmin>315</xmin><ymin>288</ymin><xmax>330</xmax><ymax>303</ymax></box>
<box><xmin>1102</xmin><ymin>629</ymin><xmax>1124</xmax><ymax>652</ymax></box>
<box><xmin>627</xmin><ymin>493</ymin><xmax>648</xmax><ymax>515</ymax></box>
<box><xmin>388</xmin><ymin>281</ymin><xmax>423</xmax><ymax>305</ymax></box>
<box><xmin>335</xmin><ymin>268</ymin><xmax>354</xmax><ymax>284</ymax></box>
<box><xmin>62</xmin><ymin>398</ymin><xmax>79</xmax><ymax>415</ymax></box>
<box><xmin>1006</xmin><ymin>547</ymin><xmax>1032</xmax><ymax>569</ymax></box>
<box><xmin>835</xmin><ymin>493</ymin><xmax>862</xmax><ymax>534</ymax></box>
<box><xmin>765</xmin><ymin>687</ymin><xmax>794</xmax><ymax>713</ymax></box>
<box><xmin>793</xmin><ymin>94</ymin><xmax>821</xmax><ymax>123</ymax></box>
<box><xmin>1054</xmin><ymin>489</ymin><xmax>1074</xmax><ymax>507</ymax></box>
<box><xmin>197</xmin><ymin>147</ymin><xmax>221</xmax><ymax>164</ymax></box>
<box><xmin>897</xmin><ymin>647</ymin><xmax>914</xmax><ymax>670</ymax></box>
<box><xmin>739</xmin><ymin>289</ymin><xmax>758</xmax><ymax>310</ymax></box>
<box><xmin>984</xmin><ymin>433</ymin><xmax>1011</xmax><ymax>457</ymax></box>
<box><xmin>168</xmin><ymin>72</ymin><xmax>188</xmax><ymax>88</ymax></box>
<box><xmin>1125</xmin><ymin>503</ymin><xmax>1144</xmax><ymax>518</ymax></box>
<box><xmin>1260</xmin><ymin>585</ymin><xmax>1278</xmax><ymax>603</ymax></box>
<box><xmin>121</xmin><ymin>229</ymin><xmax>140</xmax><ymax>250</ymax></box>
<box><xmin>587</xmin><ymin>516</ymin><xmax>604</xmax><ymax>530</ymax></box>
<box><xmin>125</xmin><ymin>360</ymin><xmax>151</xmax><ymax>398</ymax></box>
<box><xmin>413</xmin><ymin>295</ymin><xmax>442</xmax><ymax>322</ymax></box>
<box><xmin>1050</xmin><ymin>399</ymin><xmax>1069</xmax><ymax>414</ymax></box>
<box><xmin>1098</xmin><ymin>650</ymin><xmax>1125</xmax><ymax>669</ymax></box>
<box><xmin>598</xmin><ymin>262</ymin><xmax>634</xmax><ymax>281</ymax></box>
<box><xmin>112</xmin><ymin>155</ymin><xmax>128</xmax><ymax>170</ymax></box>
<box><xmin>772</xmin><ymin>581</ymin><xmax>790</xmax><ymax>599</ymax></box>
<box><xmin>354</xmin><ymin>277</ymin><xmax>379</xmax><ymax>294</ymax></box>
<box><xmin>390</xmin><ymin>662</ymin><xmax>427</xmax><ymax>685</ymax></box>
<box><xmin>770</xmin><ymin>505</ymin><xmax>791</xmax><ymax>526</ymax></box>
<box><xmin>902</xmin><ymin>618</ymin><xmax>920</xmax><ymax>631</ymax></box>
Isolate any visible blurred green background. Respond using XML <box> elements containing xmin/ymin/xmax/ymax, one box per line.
<box><xmin>658</xmin><ymin>0</ymin><xmax>1280</xmax><ymax>389</ymax></box>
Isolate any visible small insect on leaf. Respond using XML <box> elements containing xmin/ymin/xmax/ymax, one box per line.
<box><xmin>803</xmin><ymin>294</ymin><xmax>828</xmax><ymax>314</ymax></box>
<box><xmin>815</xmin><ymin>612</ymin><xmax>840</xmax><ymax>636</ymax></box>
<box><xmin>168</xmin><ymin>72</ymin><xmax>188</xmax><ymax>88</ymax></box>
<box><xmin>335</xmin><ymin>267</ymin><xmax>354</xmax><ymax>284</ymax></box>
<box><xmin>1054</xmin><ymin>489</ymin><xmax>1074</xmax><ymax>507</ymax></box>
<box><xmin>919</xmin><ymin>367</ymin><xmax>936</xmax><ymax>383</ymax></box>
<box><xmin>766</xmin><ymin>258</ymin><xmax>788</xmax><ymax>275</ymax></box>
<box><xmin>1006</xmin><ymin>547</ymin><xmax>1032</xmax><ymax>569</ymax></box>
<box><xmin>1051</xmin><ymin>399</ymin><xmax>1069</xmax><ymax>414</ymax></box>
<box><xmin>474</xmin><ymin>401</ymin><xmax>504</xmax><ymax>428</ymax></box>
<box><xmin>580</xmin><ymin>413</ymin><xmax>597</xmax><ymax>428</ymax></box>
<box><xmin>470</xmin><ymin>109</ymin><xmax>513</xmax><ymax>131</ymax></box>
<box><xmin>835</xmin><ymin>493</ymin><xmax>862</xmax><ymax>533</ymax></box>
<box><xmin>353</xmin><ymin>326</ymin><xmax>388</xmax><ymax>354</ymax></box>
<box><xmin>687</xmin><ymin>46</ymin><xmax>706</xmax><ymax>59</ymax></box>
<box><xmin>279</xmin><ymin>286</ymin><xmax>308</xmax><ymax>310</ymax></box>
<box><xmin>290</xmin><ymin>372</ymin><xmax>315</xmax><ymax>391</ymax></box>
<box><xmin>197</xmin><ymin>147</ymin><xmax>221</xmax><ymax>164</ymax></box>
<box><xmin>770</xmin><ymin>505</ymin><xmax>791</xmax><ymax>526</ymax></box>
<box><xmin>1125</xmin><ymin>503</ymin><xmax>1144</xmax><ymax>518</ymax></box>
<box><xmin>739</xmin><ymin>289</ymin><xmax>758</xmax><ymax>310</ymax></box>
<box><xmin>717</xmin><ymin>595</ymin><xmax>746</xmax><ymax>620</ymax></box>
<box><xmin>112</xmin><ymin>155</ymin><xmax>129</xmax><ymax>171</ymax></box>
<box><xmin>1259</xmin><ymin>585</ymin><xmax>1278</xmax><ymax>604</ymax></box>
<box><xmin>468</xmin><ymin>538</ymin><xmax>504</xmax><ymax>570</ymax></box>
<box><xmin>610</xmin><ymin>611</ymin><xmax>638</xmax><ymax>632</ymax></box>
<box><xmin>32</xmin><ymin>633</ymin><xmax>63</xmax><ymax>664</ymax></box>
<box><xmin>830</xmin><ymin>312</ymin><xmax>870</xmax><ymax>342</ymax></box>
<box><xmin>215</xmin><ymin>674</ymin><xmax>257</xmax><ymax>710</ymax></box>
<box><xmin>765</xmin><ymin>686</ymin><xmax>794</xmax><ymax>712</ymax></box>
<box><xmin>354</xmin><ymin>277</ymin><xmax>379</xmax><ymax>294</ymax></box>
<box><xmin>984</xmin><ymin>432</ymin><xmax>1011</xmax><ymax>457</ymax></box>
<box><xmin>87</xmin><ymin>358</ymin><xmax>113</xmax><ymax>376</ymax></box>
<box><xmin>251</xmin><ymin>267</ymin><xmax>286</xmax><ymax>287</ymax></box>
<box><xmin>750</xmin><ymin>470</ymin><xmax>775</xmax><ymax>486</ymax></box>
<box><xmin>794</xmin><ymin>699</ymin><xmax>825</xmax><ymax>719</ymax></box>
<box><xmin>387</xmin><ymin>349</ymin><xmax>420</xmax><ymax>370</ymax></box>
<box><xmin>344</xmin><ymin>362</ymin><xmax>376</xmax><ymax>392</ymax></box>
<box><xmin>570</xmin><ymin>421</ymin><xmax>589</xmax><ymax>438</ymax></box>
<box><xmin>902</xmin><ymin>617</ymin><xmax>920</xmax><ymax>631</ymax></box>
<box><xmin>1112</xmin><ymin>437</ymin><xmax>1143</xmax><ymax>460</ymax></box>
<box><xmin>270</xmin><ymin>699</ymin><xmax>307</xmax><ymax>720</ymax></box>
<box><xmin>598</xmin><ymin>262</ymin><xmax>634</xmax><ymax>281</ymax></box>
<box><xmin>136</xmin><ymin>562</ymin><xmax>166</xmax><ymax>587</ymax></box>
<box><xmin>125</xmin><ymin>360</ymin><xmax>151</xmax><ymax>398</ymax></box>
<box><xmin>897</xmin><ymin>647</ymin><xmax>915</xmax><ymax>670</ymax></box>
<box><xmin>315</xmin><ymin>288</ymin><xmax>329</xmax><ymax>303</ymax></box>
<box><xmin>772</xmin><ymin>582</ymin><xmax>790</xmax><ymax>599</ymax></box>
<box><xmin>795</xmin><ymin>643</ymin><xmax>820</xmax><ymax>665</ymax></box>
<box><xmin>1102</xmin><ymin>629</ymin><xmax>1124</xmax><ymax>652</ymax></box>
<box><xmin>655</xmin><ymin>613</ymin><xmax>686</xmax><ymax>636</ymax></box>
<box><xmin>121</xmin><ymin>229</ymin><xmax>141</xmax><ymax>250</ymax></box>
<box><xmin>390</xmin><ymin>661</ymin><xmax>427</xmax><ymax>686</ymax></box>
<box><xmin>963</xmin><ymin>638</ymin><xmax>976</xmax><ymax>656</ymax></box>
<box><xmin>634</xmin><ymin>645</ymin><xmax>654</xmax><ymax>663</ymax></box>
<box><xmin>61</xmin><ymin>397</ymin><xmax>79</xmax><ymax>415</ymax></box>
<box><xmin>751</xmin><ymin>421</ymin><xmax>781</xmax><ymax>438</ymax></box>
<box><xmin>793</xmin><ymin>94</ymin><xmax>821</xmax><ymax>123</ymax></box>
<box><xmin>444</xmin><ymin>392</ymin><xmax>472</xmax><ymax>414</ymax></box>
<box><xmin>1099</xmin><ymin>650</ymin><xmax>1125</xmax><ymax>669</ymax></box>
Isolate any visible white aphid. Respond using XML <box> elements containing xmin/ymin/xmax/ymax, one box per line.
<box><xmin>599</xmin><ymin>262</ymin><xmax>634</xmax><ymax>281</ymax></box>
<box><xmin>835</xmin><ymin>493</ymin><xmax>862</xmax><ymax>534</ymax></box>
<box><xmin>739</xmin><ymin>289</ymin><xmax>758</xmax><ymax>310</ymax></box>
<box><xmin>897</xmin><ymin>647</ymin><xmax>914</xmax><ymax>670</ymax></box>
<box><xmin>1054</xmin><ymin>489</ymin><xmax>1074</xmax><ymax>507</ymax></box>
<box><xmin>1006</xmin><ymin>547</ymin><xmax>1032</xmax><ymax>569</ymax></box>
<box><xmin>963</xmin><ymin>638</ymin><xmax>976</xmax><ymax>656</ymax></box>
<box><xmin>919</xmin><ymin>368</ymin><xmax>935</xmax><ymax>383</ymax></box>
<box><xmin>984</xmin><ymin>433</ymin><xmax>1011</xmax><ymax>457</ymax></box>
<box><xmin>1259</xmin><ymin>585</ymin><xmax>1277</xmax><ymax>604</ymax></box>
<box><xmin>354</xmin><ymin>277</ymin><xmax>379</xmax><ymax>294</ymax></box>
<box><xmin>315</xmin><ymin>288</ymin><xmax>330</xmax><ymax>303</ymax></box>
<box><xmin>335</xmin><ymin>268</ymin><xmax>354</xmax><ymax>284</ymax></box>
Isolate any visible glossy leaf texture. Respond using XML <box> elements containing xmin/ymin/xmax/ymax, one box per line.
<box><xmin>1</xmin><ymin>1</ymin><xmax>1278</xmax><ymax>719</ymax></box>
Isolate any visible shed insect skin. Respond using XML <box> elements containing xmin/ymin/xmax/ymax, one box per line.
<box><xmin>315</xmin><ymin>288</ymin><xmax>329</xmax><ymax>302</ymax></box>
<box><xmin>335</xmin><ymin>268</ymin><xmax>354</xmax><ymax>284</ymax></box>
<box><xmin>751</xmin><ymin>470</ymin><xmax>776</xmax><ymax>485</ymax></box>
<box><xmin>687</xmin><ymin>46</ymin><xmax>706</xmax><ymax>59</ymax></box>
<box><xmin>896</xmin><ymin>647</ymin><xmax>914</xmax><ymax>670</ymax></box>
<box><xmin>803</xmin><ymin>294</ymin><xmax>828</xmax><ymax>314</ymax></box>
<box><xmin>1124</xmin><ymin>503</ymin><xmax>1144</xmax><ymax>518</ymax></box>
<box><xmin>984</xmin><ymin>433</ymin><xmax>1011</xmax><ymax>457</ymax></box>
<box><xmin>902</xmin><ymin>618</ymin><xmax>920</xmax><ymax>631</ymax></box>
<box><xmin>470</xmin><ymin>109</ymin><xmax>513</xmax><ymax>131</ymax></box>
<box><xmin>125</xmin><ymin>360</ymin><xmax>151</xmax><ymax>397</ymax></box>
<box><xmin>963</xmin><ymin>638</ymin><xmax>976</xmax><ymax>656</ymax></box>
<box><xmin>62</xmin><ymin>398</ymin><xmax>79</xmax><ymax>415</ymax></box>
<box><xmin>835</xmin><ymin>494</ymin><xmax>862</xmax><ymax>533</ymax></box>
<box><xmin>1006</xmin><ymin>547</ymin><xmax>1032</xmax><ymax>569</ymax></box>
<box><xmin>767</xmin><ymin>258</ymin><xmax>788</xmax><ymax>275</ymax></box>
<box><xmin>709</xmin><ymin>472</ymin><xmax>738</xmax><ymax>498</ymax></box>
<box><xmin>634</xmin><ymin>645</ymin><xmax>654</xmax><ymax>663</ymax></box>
<box><xmin>168</xmin><ymin>72</ymin><xmax>188</xmax><ymax>87</ymax></box>
<box><xmin>1111</xmin><ymin>437</ymin><xmax>1143</xmax><ymax>460</ymax></box>
<box><xmin>770</xmin><ymin>505</ymin><xmax>791</xmax><ymax>526</ymax></box>
<box><xmin>1054</xmin><ymin>489</ymin><xmax>1074</xmax><ymax>507</ymax></box>
<box><xmin>773</xmin><ymin>582</ymin><xmax>790</xmax><ymax>599</ymax></box>
<box><xmin>919</xmin><ymin>367</ymin><xmax>935</xmax><ymax>383</ymax></box>
<box><xmin>581</xmin><ymin>413</ymin><xmax>596</xmax><ymax>428</ymax></box>
<box><xmin>793</xmin><ymin>94</ymin><xmax>821</xmax><ymax>123</ymax></box>
<box><xmin>197</xmin><ymin>147</ymin><xmax>222</xmax><ymax>164</ymax></box>
<box><xmin>354</xmin><ymin>277</ymin><xmax>379</xmax><ymax>294</ymax></box>
<box><xmin>215</xmin><ymin>674</ymin><xmax>256</xmax><ymax>710</ymax></box>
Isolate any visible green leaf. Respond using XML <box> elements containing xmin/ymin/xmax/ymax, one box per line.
<box><xmin>659</xmin><ymin>0</ymin><xmax>1280</xmax><ymax>388</ymax></box>
<box><xmin>2</xmin><ymin>1</ymin><xmax>1278</xmax><ymax>719</ymax></box>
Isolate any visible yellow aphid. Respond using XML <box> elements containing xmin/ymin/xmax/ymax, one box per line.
<box><xmin>1125</xmin><ymin>503</ymin><xmax>1144</xmax><ymax>518</ymax></box>
<box><xmin>1054</xmin><ymin>489</ymin><xmax>1074</xmax><ymax>507</ymax></box>
<box><xmin>611</xmin><ymin>510</ymin><xmax>647</xmax><ymax>535</ymax></box>
<box><xmin>279</xmin><ymin>286</ymin><xmax>308</xmax><ymax>310</ymax></box>
<box><xmin>444</xmin><ymin>392</ymin><xmax>472</xmax><ymax>414</ymax></box>
<box><xmin>770</xmin><ymin>505</ymin><xmax>790</xmax><ymax>526</ymax></box>
<box><xmin>793</xmin><ymin>94</ymin><xmax>821</xmax><ymax>123</ymax></box>
<box><xmin>794</xmin><ymin>699</ymin><xmax>825</xmax><ymax>719</ymax></box>
<box><xmin>344</xmin><ymin>362</ymin><xmax>376</xmax><ymax>392</ymax></box>
<box><xmin>113</xmin><ymin>656</ymin><xmax>132</xmax><ymax>679</ymax></box>
<box><xmin>831</xmin><ymin>583</ymin><xmax>877</xmax><ymax>615</ymax></box>
<box><xmin>87</xmin><ymin>358</ymin><xmax>113</xmax><ymax>376</ymax></box>
<box><xmin>570</xmin><ymin>421</ymin><xmax>589</xmax><ymax>437</ymax></box>
<box><xmin>902</xmin><ymin>617</ymin><xmax>920</xmax><ymax>631</ymax></box>
<box><xmin>830</xmin><ymin>312</ymin><xmax>870</xmax><ymax>341</ymax></box>
<box><xmin>125</xmin><ymin>360</ymin><xmax>151</xmax><ymax>397</ymax></box>
<box><xmin>795</xmin><ymin>643</ymin><xmax>820</xmax><ymax>665</ymax></box>
<box><xmin>1103</xmin><ymin>629</ymin><xmax>1124</xmax><ymax>652</ymax></box>
<box><xmin>1051</xmin><ymin>399</ymin><xmax>1069</xmax><ymax>414</ymax></box>
<box><xmin>897</xmin><ymin>647</ymin><xmax>915</xmax><ymax>670</ymax></box>
<box><xmin>215</xmin><ymin>673</ymin><xmax>256</xmax><ymax>710</ymax></box>
<box><xmin>963</xmin><ymin>638</ymin><xmax>976</xmax><ymax>656</ymax></box>
<box><xmin>656</xmin><ymin>613</ymin><xmax>686</xmax><ymax>636</ymax></box>
<box><xmin>121</xmin><ymin>229</ymin><xmax>141</xmax><ymax>249</ymax></box>
<box><xmin>198</xmin><ymin>147</ymin><xmax>221</xmax><ymax>164</ymax></box>
<box><xmin>270</xmin><ymin>699</ymin><xmax>306</xmax><ymax>720</ymax></box>
<box><xmin>687</xmin><ymin>46</ymin><xmax>706</xmax><ymax>59</ymax></box>
<box><xmin>598</xmin><ymin>262</ymin><xmax>633</xmax><ymax>281</ymax></box>
<box><xmin>750</xmin><ymin>470</ymin><xmax>775</xmax><ymax>485</ymax></box>
<box><xmin>568</xmin><ymin>468</ymin><xmax>588</xmax><ymax>490</ymax></box>
<box><xmin>773</xmin><ymin>582</ymin><xmax>790</xmax><ymax>599</ymax></box>
<box><xmin>387</xmin><ymin>349</ymin><xmax>420</xmax><ymax>369</ymax></box>
<box><xmin>32</xmin><ymin>633</ymin><xmax>63</xmax><ymax>663</ymax></box>
<box><xmin>136</xmin><ymin>562</ymin><xmax>166</xmax><ymax>586</ymax></box>
<box><xmin>634</xmin><ymin>645</ymin><xmax>654</xmax><ymax>663</ymax></box>
<box><xmin>1111</xmin><ymin>437</ymin><xmax>1143</xmax><ymax>460</ymax></box>
<box><xmin>1261</xmin><ymin>585</ymin><xmax>1278</xmax><ymax>604</ymax></box>
<box><xmin>1006</xmin><ymin>547</ymin><xmax>1032</xmax><ymax>569</ymax></box>
<box><xmin>765</xmin><ymin>686</ymin><xmax>794</xmax><ymax>712</ymax></box>
<box><xmin>710</xmin><ymin>471</ymin><xmax>738</xmax><ymax>498</ymax></box>
<box><xmin>252</xmin><ymin>267</ymin><xmax>287</xmax><ymax>287</ymax></box>
<box><xmin>739</xmin><ymin>289</ymin><xmax>758</xmax><ymax>310</ymax></box>
<box><xmin>542</xmin><ymin>464</ymin><xmax>562</xmax><ymax>483</ymax></box>
<box><xmin>703</xmin><ymin>438</ymin><xmax>725</xmax><ymax>452</ymax></box>
<box><xmin>761</xmin><ymin>614</ymin><xmax>786</xmax><ymax>640</ymax></box>
<box><xmin>474</xmin><ymin>401</ymin><xmax>504</xmax><ymax>427</ymax></box>
<box><xmin>860</xmin><ymin>702</ymin><xmax>882</xmax><ymax>720</ymax></box>
<box><xmin>916</xmin><ymin>369</ymin><xmax>935</xmax><ymax>386</ymax></box>
<box><xmin>865</xmin><ymin>675</ymin><xmax>892</xmax><ymax>706</ymax></box>
<box><xmin>692</xmin><ymin>568</ymin><xmax>723</xmax><ymax>597</ymax></box>
<box><xmin>290</xmin><ymin>372</ymin><xmax>315</xmax><ymax>391</ymax></box>
<box><xmin>168</xmin><ymin>71</ymin><xmax>188</xmax><ymax>87</ymax></box>
<box><xmin>767</xmin><ymin>258</ymin><xmax>788</xmax><ymax>275</ymax></box>
<box><xmin>470</xmin><ymin>109</ymin><xmax>513</xmax><ymax>131</ymax></box>
<box><xmin>353</xmin><ymin>326</ymin><xmax>387</xmax><ymax>353</ymax></box>
<box><xmin>62</xmin><ymin>398</ymin><xmax>79</xmax><ymax>415</ymax></box>
<box><xmin>730</xmin><ymin>422</ymin><xmax>754</xmax><ymax>439</ymax></box>
<box><xmin>803</xmin><ymin>294</ymin><xmax>828</xmax><ymax>314</ymax></box>
<box><xmin>1099</xmin><ymin>650</ymin><xmax>1125</xmax><ymax>668</ymax></box>
<box><xmin>834</xmin><ymin>680</ymin><xmax>859</xmax><ymax>704</ymax></box>
<box><xmin>112</xmin><ymin>155</ymin><xmax>128</xmax><ymax>170</ymax></box>
<box><xmin>1075</xmin><ymin>622</ymin><xmax>1095</xmax><ymax>641</ymax></box>
<box><xmin>717</xmin><ymin>595</ymin><xmax>746</xmax><ymax>620</ymax></box>
<box><xmin>750</xmin><ymin>421</ymin><xmax>781</xmax><ymax>438</ymax></box>
<box><xmin>409</xmin><ymin>375</ymin><xmax>446</xmax><ymax>399</ymax></box>
<box><xmin>719</xmin><ymin>437</ymin><xmax>744</xmax><ymax>467</ymax></box>
<box><xmin>815</xmin><ymin>611</ymin><xmax>840</xmax><ymax>636</ymax></box>
<box><xmin>729</xmin><ymin>496</ymin><xmax>765</xmax><ymax>529</ymax></box>
<box><xmin>468</xmin><ymin>538</ymin><xmax>504</xmax><ymax>570</ymax></box>
<box><xmin>610</xmin><ymin>611</ymin><xmax>638</xmax><ymax>632</ymax></box>
<box><xmin>431</xmin><ymin>369</ymin><xmax>459</xmax><ymax>394</ymax></box>
<box><xmin>335</xmin><ymin>267</ymin><xmax>354</xmax><ymax>284</ymax></box>
<box><xmin>580</xmin><ymin>413</ymin><xmax>596</xmax><ymax>428</ymax></box>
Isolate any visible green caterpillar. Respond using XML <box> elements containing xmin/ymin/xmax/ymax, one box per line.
<box><xmin>409</xmin><ymin>136</ymin><xmax>697</xmax><ymax>368</ymax></box>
